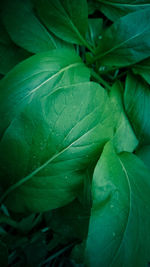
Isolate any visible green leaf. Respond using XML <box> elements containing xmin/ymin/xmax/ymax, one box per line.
<box><xmin>0</xmin><ymin>48</ymin><xmax>89</xmax><ymax>137</ymax></box>
<box><xmin>0</xmin><ymin>81</ymin><xmax>112</xmax><ymax>212</ymax></box>
<box><xmin>86</xmin><ymin>18</ymin><xmax>103</xmax><ymax>48</ymax></box>
<box><xmin>1</xmin><ymin>0</ymin><xmax>71</xmax><ymax>53</ymax></box>
<box><xmin>0</xmin><ymin>19</ymin><xmax>30</xmax><ymax>75</ymax></box>
<box><xmin>97</xmin><ymin>0</ymin><xmax>150</xmax><ymax>22</ymax></box>
<box><xmin>124</xmin><ymin>73</ymin><xmax>150</xmax><ymax>145</ymax></box>
<box><xmin>0</xmin><ymin>49</ymin><xmax>113</xmax><ymax>212</ymax></box>
<box><xmin>136</xmin><ymin>145</ymin><xmax>150</xmax><ymax>169</ymax></box>
<box><xmin>109</xmin><ymin>81</ymin><xmax>138</xmax><ymax>153</ymax></box>
<box><xmin>35</xmin><ymin>0</ymin><xmax>91</xmax><ymax>49</ymax></box>
<box><xmin>133</xmin><ymin>58</ymin><xmax>150</xmax><ymax>84</ymax></box>
<box><xmin>95</xmin><ymin>9</ymin><xmax>150</xmax><ymax>67</ymax></box>
<box><xmin>0</xmin><ymin>240</ymin><xmax>8</xmax><ymax>267</ymax></box>
<box><xmin>85</xmin><ymin>142</ymin><xmax>150</xmax><ymax>267</ymax></box>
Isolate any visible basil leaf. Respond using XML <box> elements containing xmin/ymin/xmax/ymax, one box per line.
<box><xmin>0</xmin><ymin>19</ymin><xmax>30</xmax><ymax>75</ymax></box>
<box><xmin>85</xmin><ymin>142</ymin><xmax>150</xmax><ymax>267</ymax></box>
<box><xmin>124</xmin><ymin>73</ymin><xmax>150</xmax><ymax>145</ymax></box>
<box><xmin>97</xmin><ymin>0</ymin><xmax>150</xmax><ymax>22</ymax></box>
<box><xmin>95</xmin><ymin>9</ymin><xmax>150</xmax><ymax>67</ymax></box>
<box><xmin>0</xmin><ymin>48</ymin><xmax>89</xmax><ymax>138</ymax></box>
<box><xmin>109</xmin><ymin>81</ymin><xmax>138</xmax><ymax>152</ymax></box>
<box><xmin>136</xmin><ymin>145</ymin><xmax>150</xmax><ymax>169</ymax></box>
<box><xmin>1</xmin><ymin>0</ymin><xmax>70</xmax><ymax>53</ymax></box>
<box><xmin>35</xmin><ymin>0</ymin><xmax>90</xmax><ymax>47</ymax></box>
<box><xmin>133</xmin><ymin>58</ymin><xmax>150</xmax><ymax>85</ymax></box>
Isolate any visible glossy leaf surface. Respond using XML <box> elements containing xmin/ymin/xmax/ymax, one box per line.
<box><xmin>0</xmin><ymin>48</ymin><xmax>88</xmax><ymax>137</ymax></box>
<box><xmin>95</xmin><ymin>9</ymin><xmax>150</xmax><ymax>67</ymax></box>
<box><xmin>1</xmin><ymin>0</ymin><xmax>70</xmax><ymax>53</ymax></box>
<box><xmin>35</xmin><ymin>0</ymin><xmax>89</xmax><ymax>47</ymax></box>
<box><xmin>0</xmin><ymin>49</ymin><xmax>113</xmax><ymax>212</ymax></box>
<box><xmin>85</xmin><ymin>142</ymin><xmax>150</xmax><ymax>266</ymax></box>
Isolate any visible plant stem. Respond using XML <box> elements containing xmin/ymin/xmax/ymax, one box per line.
<box><xmin>91</xmin><ymin>69</ymin><xmax>111</xmax><ymax>91</ymax></box>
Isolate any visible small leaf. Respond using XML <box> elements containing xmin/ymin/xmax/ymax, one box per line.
<box><xmin>95</xmin><ymin>9</ymin><xmax>150</xmax><ymax>67</ymax></box>
<box><xmin>1</xmin><ymin>0</ymin><xmax>71</xmax><ymax>53</ymax></box>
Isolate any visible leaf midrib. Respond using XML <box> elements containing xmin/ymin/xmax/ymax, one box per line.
<box><xmin>25</xmin><ymin>62</ymin><xmax>83</xmax><ymax>98</ymax></box>
<box><xmin>0</xmin><ymin>121</ymin><xmax>101</xmax><ymax>203</ymax></box>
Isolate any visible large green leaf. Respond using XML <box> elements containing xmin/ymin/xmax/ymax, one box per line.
<box><xmin>133</xmin><ymin>58</ymin><xmax>150</xmax><ymax>85</ymax></box>
<box><xmin>0</xmin><ymin>48</ymin><xmax>89</xmax><ymax>138</ymax></box>
<box><xmin>85</xmin><ymin>142</ymin><xmax>150</xmax><ymax>266</ymax></box>
<box><xmin>109</xmin><ymin>81</ymin><xmax>138</xmax><ymax>152</ymax></box>
<box><xmin>35</xmin><ymin>0</ymin><xmax>90</xmax><ymax>48</ymax></box>
<box><xmin>95</xmin><ymin>9</ymin><xmax>150</xmax><ymax>67</ymax></box>
<box><xmin>0</xmin><ymin>19</ymin><xmax>30</xmax><ymax>75</ymax></box>
<box><xmin>0</xmin><ymin>49</ymin><xmax>113</xmax><ymax>212</ymax></box>
<box><xmin>124</xmin><ymin>73</ymin><xmax>150</xmax><ymax>145</ymax></box>
<box><xmin>1</xmin><ymin>0</ymin><xmax>70</xmax><ymax>53</ymax></box>
<box><xmin>0</xmin><ymin>82</ymin><xmax>112</xmax><ymax>212</ymax></box>
<box><xmin>97</xmin><ymin>0</ymin><xmax>150</xmax><ymax>22</ymax></box>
